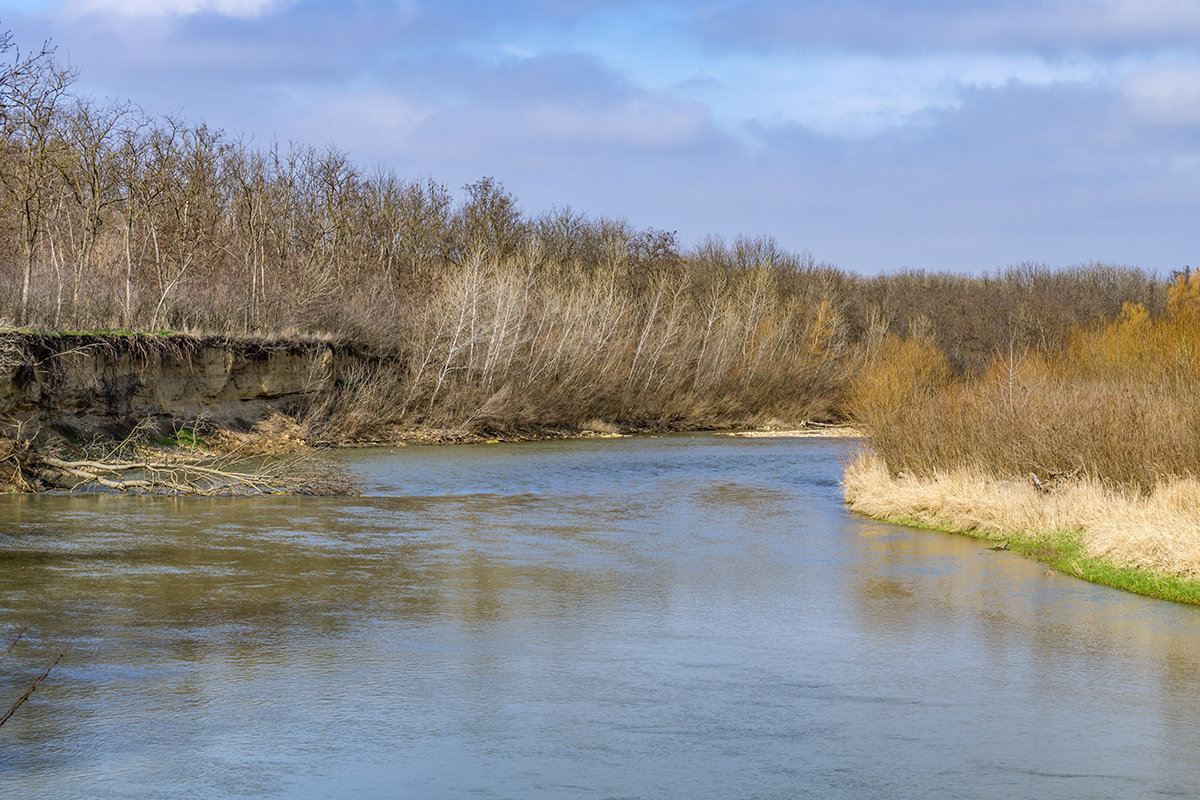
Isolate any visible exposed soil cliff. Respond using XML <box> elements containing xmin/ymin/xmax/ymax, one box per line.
<box><xmin>0</xmin><ymin>332</ymin><xmax>376</xmax><ymax>442</ymax></box>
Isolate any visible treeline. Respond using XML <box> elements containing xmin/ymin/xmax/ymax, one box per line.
<box><xmin>855</xmin><ymin>270</ymin><xmax>1200</xmax><ymax>491</ymax></box>
<box><xmin>844</xmin><ymin>268</ymin><xmax>1200</xmax><ymax>588</ymax></box>
<box><xmin>0</xmin><ymin>39</ymin><xmax>1173</xmax><ymax>434</ymax></box>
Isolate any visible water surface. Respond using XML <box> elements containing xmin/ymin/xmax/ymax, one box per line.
<box><xmin>2</xmin><ymin>434</ymin><xmax>1199</xmax><ymax>798</ymax></box>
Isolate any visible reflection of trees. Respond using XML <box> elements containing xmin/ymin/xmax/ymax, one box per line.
<box><xmin>847</xmin><ymin>515</ymin><xmax>1200</xmax><ymax>786</ymax></box>
<box><xmin>0</xmin><ymin>490</ymin><xmax>651</xmax><ymax>770</ymax></box>
<box><xmin>0</xmin><ymin>494</ymin><xmax>637</xmax><ymax>659</ymax></box>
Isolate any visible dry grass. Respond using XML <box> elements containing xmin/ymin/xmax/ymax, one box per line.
<box><xmin>844</xmin><ymin>451</ymin><xmax>1200</xmax><ymax>579</ymax></box>
<box><xmin>207</xmin><ymin>412</ymin><xmax>309</xmax><ymax>456</ymax></box>
<box><xmin>864</xmin><ymin>366</ymin><xmax>1200</xmax><ymax>491</ymax></box>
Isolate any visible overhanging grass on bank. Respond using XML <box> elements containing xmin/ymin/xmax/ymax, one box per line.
<box><xmin>877</xmin><ymin>515</ymin><xmax>1200</xmax><ymax>606</ymax></box>
<box><xmin>843</xmin><ymin>452</ymin><xmax>1200</xmax><ymax>605</ymax></box>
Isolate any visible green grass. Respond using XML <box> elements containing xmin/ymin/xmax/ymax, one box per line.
<box><xmin>155</xmin><ymin>428</ymin><xmax>205</xmax><ymax>448</ymax></box>
<box><xmin>880</xmin><ymin>515</ymin><xmax>1200</xmax><ymax>606</ymax></box>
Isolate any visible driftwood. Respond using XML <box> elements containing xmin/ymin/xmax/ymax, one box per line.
<box><xmin>33</xmin><ymin>451</ymin><xmax>357</xmax><ymax>496</ymax></box>
<box><xmin>0</xmin><ymin>633</ymin><xmax>68</xmax><ymax>729</ymax></box>
<box><xmin>2</xmin><ymin>414</ymin><xmax>357</xmax><ymax>495</ymax></box>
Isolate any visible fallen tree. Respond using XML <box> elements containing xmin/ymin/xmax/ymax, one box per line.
<box><xmin>0</xmin><ymin>427</ymin><xmax>357</xmax><ymax>496</ymax></box>
<box><xmin>32</xmin><ymin>450</ymin><xmax>357</xmax><ymax>495</ymax></box>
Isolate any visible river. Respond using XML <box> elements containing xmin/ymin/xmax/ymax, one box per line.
<box><xmin>2</xmin><ymin>434</ymin><xmax>1199</xmax><ymax>799</ymax></box>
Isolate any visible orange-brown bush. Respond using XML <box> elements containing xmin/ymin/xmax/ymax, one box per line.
<box><xmin>844</xmin><ymin>330</ymin><xmax>951</xmax><ymax>429</ymax></box>
<box><xmin>861</xmin><ymin>271</ymin><xmax>1200</xmax><ymax>492</ymax></box>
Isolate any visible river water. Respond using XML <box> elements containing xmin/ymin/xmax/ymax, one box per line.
<box><xmin>2</xmin><ymin>434</ymin><xmax>1199</xmax><ymax>799</ymax></box>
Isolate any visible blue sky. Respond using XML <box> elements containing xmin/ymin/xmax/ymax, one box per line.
<box><xmin>1</xmin><ymin>0</ymin><xmax>1197</xmax><ymax>273</ymax></box>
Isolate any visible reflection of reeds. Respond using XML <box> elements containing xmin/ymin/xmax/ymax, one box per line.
<box><xmin>843</xmin><ymin>452</ymin><xmax>1200</xmax><ymax>599</ymax></box>
<box><xmin>0</xmin><ymin>639</ymin><xmax>68</xmax><ymax>729</ymax></box>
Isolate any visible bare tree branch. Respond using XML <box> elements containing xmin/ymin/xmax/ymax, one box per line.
<box><xmin>0</xmin><ymin>642</ymin><xmax>68</xmax><ymax>730</ymax></box>
<box><xmin>35</xmin><ymin>451</ymin><xmax>357</xmax><ymax>495</ymax></box>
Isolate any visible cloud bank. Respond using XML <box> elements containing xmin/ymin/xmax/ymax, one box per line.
<box><xmin>62</xmin><ymin>0</ymin><xmax>284</xmax><ymax>18</ymax></box>
<box><xmin>0</xmin><ymin>0</ymin><xmax>1195</xmax><ymax>272</ymax></box>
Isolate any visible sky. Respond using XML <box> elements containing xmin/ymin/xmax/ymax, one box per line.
<box><xmin>0</xmin><ymin>0</ymin><xmax>1197</xmax><ymax>274</ymax></box>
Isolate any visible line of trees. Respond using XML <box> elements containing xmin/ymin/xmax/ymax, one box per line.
<box><xmin>0</xmin><ymin>35</ymin><xmax>1174</xmax><ymax>433</ymax></box>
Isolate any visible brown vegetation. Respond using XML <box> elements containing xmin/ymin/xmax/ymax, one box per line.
<box><xmin>0</xmin><ymin>35</ymin><xmax>1170</xmax><ymax>443</ymax></box>
<box><xmin>847</xmin><ymin>269</ymin><xmax>1200</xmax><ymax>582</ymax></box>
<box><xmin>844</xmin><ymin>452</ymin><xmax>1200</xmax><ymax>587</ymax></box>
<box><xmin>854</xmin><ymin>270</ymin><xmax>1200</xmax><ymax>491</ymax></box>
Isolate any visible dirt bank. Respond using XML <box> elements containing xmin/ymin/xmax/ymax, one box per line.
<box><xmin>0</xmin><ymin>332</ymin><xmax>380</xmax><ymax>442</ymax></box>
<box><xmin>0</xmin><ymin>330</ymin><xmax>835</xmax><ymax>493</ymax></box>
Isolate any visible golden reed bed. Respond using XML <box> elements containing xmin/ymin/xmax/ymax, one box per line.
<box><xmin>844</xmin><ymin>451</ymin><xmax>1200</xmax><ymax>580</ymax></box>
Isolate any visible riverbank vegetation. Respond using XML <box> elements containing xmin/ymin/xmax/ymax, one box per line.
<box><xmin>0</xmin><ymin>40</ymin><xmax>1167</xmax><ymax>443</ymax></box>
<box><xmin>2</xmin><ymin>31</ymin><xmax>1199</xmax><ymax>600</ymax></box>
<box><xmin>844</xmin><ymin>270</ymin><xmax>1200</xmax><ymax>597</ymax></box>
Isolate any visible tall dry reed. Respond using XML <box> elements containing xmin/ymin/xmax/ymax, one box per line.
<box><xmin>844</xmin><ymin>451</ymin><xmax>1200</xmax><ymax>578</ymax></box>
<box><xmin>315</xmin><ymin>245</ymin><xmax>853</xmax><ymax>437</ymax></box>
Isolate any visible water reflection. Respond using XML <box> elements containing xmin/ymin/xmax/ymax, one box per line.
<box><xmin>1</xmin><ymin>435</ymin><xmax>1199</xmax><ymax>798</ymax></box>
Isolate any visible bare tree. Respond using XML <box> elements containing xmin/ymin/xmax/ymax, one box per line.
<box><xmin>454</xmin><ymin>177</ymin><xmax>527</xmax><ymax>265</ymax></box>
<box><xmin>0</xmin><ymin>42</ymin><xmax>75</xmax><ymax>325</ymax></box>
<box><xmin>115</xmin><ymin>110</ymin><xmax>156</xmax><ymax>329</ymax></box>
<box><xmin>56</xmin><ymin>96</ymin><xmax>129</xmax><ymax>326</ymax></box>
<box><xmin>224</xmin><ymin>139</ymin><xmax>275</xmax><ymax>329</ymax></box>
<box><xmin>144</xmin><ymin>120</ymin><xmax>226</xmax><ymax>331</ymax></box>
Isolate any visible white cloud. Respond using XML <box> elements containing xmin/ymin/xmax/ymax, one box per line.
<box><xmin>1080</xmin><ymin>0</ymin><xmax>1200</xmax><ymax>37</ymax></box>
<box><xmin>964</xmin><ymin>0</ymin><xmax>1200</xmax><ymax>45</ymax></box>
<box><xmin>526</xmin><ymin>95</ymin><xmax>711</xmax><ymax>148</ymax></box>
<box><xmin>282</xmin><ymin>89</ymin><xmax>436</xmax><ymax>155</ymax></box>
<box><xmin>699</xmin><ymin>0</ymin><xmax>1200</xmax><ymax>53</ymax></box>
<box><xmin>293</xmin><ymin>91</ymin><xmax>715</xmax><ymax>167</ymax></box>
<box><xmin>1124</xmin><ymin>66</ymin><xmax>1200</xmax><ymax>126</ymax></box>
<box><xmin>63</xmin><ymin>0</ymin><xmax>284</xmax><ymax>18</ymax></box>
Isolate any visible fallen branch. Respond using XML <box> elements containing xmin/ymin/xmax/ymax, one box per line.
<box><xmin>0</xmin><ymin>643</ymin><xmax>68</xmax><ymax>729</ymax></box>
<box><xmin>0</xmin><ymin>630</ymin><xmax>24</xmax><ymax>661</ymax></box>
<box><xmin>34</xmin><ymin>451</ymin><xmax>357</xmax><ymax>496</ymax></box>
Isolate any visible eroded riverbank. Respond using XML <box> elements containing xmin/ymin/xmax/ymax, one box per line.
<box><xmin>0</xmin><ymin>330</ymin><xmax>844</xmax><ymax>492</ymax></box>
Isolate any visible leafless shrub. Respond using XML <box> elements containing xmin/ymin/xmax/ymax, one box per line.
<box><xmin>858</xmin><ymin>274</ymin><xmax>1200</xmax><ymax>493</ymax></box>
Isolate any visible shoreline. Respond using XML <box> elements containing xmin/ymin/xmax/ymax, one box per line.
<box><xmin>1</xmin><ymin>418</ymin><xmax>856</xmax><ymax>493</ymax></box>
<box><xmin>725</xmin><ymin>424</ymin><xmax>863</xmax><ymax>439</ymax></box>
<box><xmin>383</xmin><ymin>421</ymin><xmax>864</xmax><ymax>447</ymax></box>
<box><xmin>842</xmin><ymin>451</ymin><xmax>1200</xmax><ymax>606</ymax></box>
<box><xmin>12</xmin><ymin>411</ymin><xmax>1200</xmax><ymax>607</ymax></box>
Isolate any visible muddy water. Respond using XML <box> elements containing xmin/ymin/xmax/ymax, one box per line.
<box><xmin>2</xmin><ymin>434</ymin><xmax>1199</xmax><ymax>799</ymax></box>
